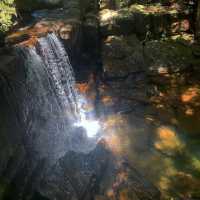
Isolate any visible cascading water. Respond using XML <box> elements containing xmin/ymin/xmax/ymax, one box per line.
<box><xmin>37</xmin><ymin>34</ymin><xmax>78</xmax><ymax>119</ymax></box>
<box><xmin>16</xmin><ymin>33</ymin><xmax>100</xmax><ymax>163</ymax></box>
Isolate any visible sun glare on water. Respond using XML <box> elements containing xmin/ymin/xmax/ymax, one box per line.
<box><xmin>74</xmin><ymin>96</ymin><xmax>101</xmax><ymax>138</ymax></box>
<box><xmin>75</xmin><ymin>119</ymin><xmax>100</xmax><ymax>138</ymax></box>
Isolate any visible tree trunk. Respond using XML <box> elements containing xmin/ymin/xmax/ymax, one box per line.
<box><xmin>195</xmin><ymin>0</ymin><xmax>200</xmax><ymax>43</ymax></box>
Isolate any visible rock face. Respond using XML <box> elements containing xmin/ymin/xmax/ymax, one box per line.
<box><xmin>102</xmin><ymin>35</ymin><xmax>145</xmax><ymax>77</ymax></box>
<box><xmin>39</xmin><ymin>141</ymin><xmax>160</xmax><ymax>200</ymax></box>
<box><xmin>99</xmin><ymin>3</ymin><xmax>192</xmax><ymax>39</ymax></box>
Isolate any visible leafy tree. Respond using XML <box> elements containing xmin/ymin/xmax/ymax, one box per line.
<box><xmin>0</xmin><ymin>0</ymin><xmax>16</xmax><ymax>33</ymax></box>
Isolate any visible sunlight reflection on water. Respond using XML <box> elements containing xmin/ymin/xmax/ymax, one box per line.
<box><xmin>75</xmin><ymin>119</ymin><xmax>100</xmax><ymax>138</ymax></box>
<box><xmin>74</xmin><ymin>95</ymin><xmax>101</xmax><ymax>138</ymax></box>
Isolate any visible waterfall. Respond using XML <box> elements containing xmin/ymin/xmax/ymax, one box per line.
<box><xmin>18</xmin><ymin>33</ymin><xmax>79</xmax><ymax>123</ymax></box>
<box><xmin>37</xmin><ymin>33</ymin><xmax>78</xmax><ymax>119</ymax></box>
<box><xmin>15</xmin><ymin>33</ymin><xmax>100</xmax><ymax>163</ymax></box>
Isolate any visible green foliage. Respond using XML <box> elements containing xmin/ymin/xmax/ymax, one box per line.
<box><xmin>0</xmin><ymin>0</ymin><xmax>16</xmax><ymax>33</ymax></box>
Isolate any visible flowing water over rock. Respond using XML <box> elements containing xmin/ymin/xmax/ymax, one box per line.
<box><xmin>15</xmin><ymin>33</ymin><xmax>100</xmax><ymax>164</ymax></box>
<box><xmin>37</xmin><ymin>33</ymin><xmax>78</xmax><ymax>118</ymax></box>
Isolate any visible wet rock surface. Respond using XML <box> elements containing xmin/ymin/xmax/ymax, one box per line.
<box><xmin>38</xmin><ymin>141</ymin><xmax>160</xmax><ymax>200</ymax></box>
